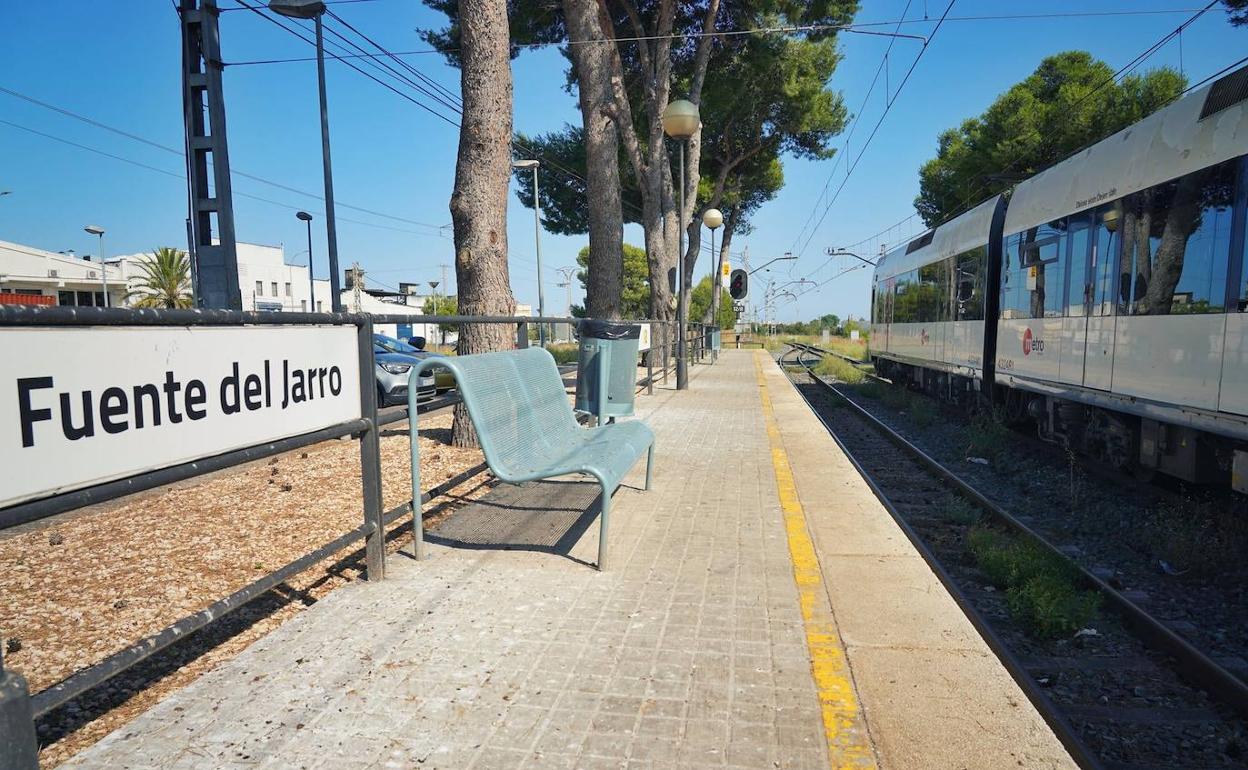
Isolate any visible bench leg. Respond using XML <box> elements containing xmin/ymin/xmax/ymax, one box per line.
<box><xmin>597</xmin><ymin>482</ymin><xmax>611</xmax><ymax>571</ymax></box>
<box><xmin>645</xmin><ymin>445</ymin><xmax>654</xmax><ymax>491</ymax></box>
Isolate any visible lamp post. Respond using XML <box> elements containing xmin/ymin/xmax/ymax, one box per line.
<box><xmin>296</xmin><ymin>211</ymin><xmax>315</xmax><ymax>311</ymax></box>
<box><xmin>84</xmin><ymin>224</ymin><xmax>107</xmax><ymax>307</ymax></box>
<box><xmin>428</xmin><ymin>279</ymin><xmax>441</xmax><ymax>347</ymax></box>
<box><xmin>702</xmin><ymin>207</ymin><xmax>723</xmax><ymax>322</ymax></box>
<box><xmin>269</xmin><ymin>0</ymin><xmax>341</xmax><ymax>312</ymax></box>
<box><xmin>661</xmin><ymin>98</ymin><xmax>699</xmax><ymax>390</ymax></box>
<box><xmin>513</xmin><ymin>159</ymin><xmax>546</xmax><ymax>346</ymax></box>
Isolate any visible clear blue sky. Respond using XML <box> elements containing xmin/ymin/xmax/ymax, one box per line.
<box><xmin>0</xmin><ymin>1</ymin><xmax>1242</xmax><ymax>321</ymax></box>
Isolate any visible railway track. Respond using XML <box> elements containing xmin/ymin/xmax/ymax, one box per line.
<box><xmin>780</xmin><ymin>345</ymin><xmax>1248</xmax><ymax>770</ymax></box>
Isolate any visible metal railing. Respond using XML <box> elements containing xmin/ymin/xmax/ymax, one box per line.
<box><xmin>0</xmin><ymin>305</ymin><xmax>715</xmax><ymax>768</ymax></box>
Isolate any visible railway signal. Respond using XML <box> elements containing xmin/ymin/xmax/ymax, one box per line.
<box><xmin>729</xmin><ymin>269</ymin><xmax>748</xmax><ymax>300</ymax></box>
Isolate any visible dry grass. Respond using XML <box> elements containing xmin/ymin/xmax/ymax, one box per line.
<box><xmin>0</xmin><ymin>411</ymin><xmax>488</xmax><ymax>768</ymax></box>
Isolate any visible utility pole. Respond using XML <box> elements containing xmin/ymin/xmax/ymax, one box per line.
<box><xmin>351</xmin><ymin>262</ymin><xmax>363</xmax><ymax>313</ymax></box>
<box><xmin>556</xmin><ymin>265</ymin><xmax>577</xmax><ymax>342</ymax></box>
<box><xmin>179</xmin><ymin>0</ymin><xmax>241</xmax><ymax>309</ymax></box>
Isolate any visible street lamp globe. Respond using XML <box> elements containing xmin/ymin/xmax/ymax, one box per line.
<box><xmin>702</xmin><ymin>208</ymin><xmax>723</xmax><ymax>230</ymax></box>
<box><xmin>268</xmin><ymin>0</ymin><xmax>325</xmax><ymax>18</ymax></box>
<box><xmin>661</xmin><ymin>99</ymin><xmax>700</xmax><ymax>139</ymax></box>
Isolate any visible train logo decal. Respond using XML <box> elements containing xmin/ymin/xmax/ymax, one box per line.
<box><xmin>1022</xmin><ymin>328</ymin><xmax>1044</xmax><ymax>356</ymax></box>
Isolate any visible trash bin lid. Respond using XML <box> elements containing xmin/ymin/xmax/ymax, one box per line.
<box><xmin>577</xmin><ymin>319</ymin><xmax>641</xmax><ymax>340</ymax></box>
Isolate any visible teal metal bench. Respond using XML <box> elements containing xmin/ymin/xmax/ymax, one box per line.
<box><xmin>406</xmin><ymin>346</ymin><xmax>655</xmax><ymax>570</ymax></box>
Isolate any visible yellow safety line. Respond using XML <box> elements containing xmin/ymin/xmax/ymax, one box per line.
<box><xmin>754</xmin><ymin>352</ymin><xmax>876</xmax><ymax>770</ymax></box>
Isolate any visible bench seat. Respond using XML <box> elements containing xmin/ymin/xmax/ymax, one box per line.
<box><xmin>407</xmin><ymin>346</ymin><xmax>655</xmax><ymax>569</ymax></box>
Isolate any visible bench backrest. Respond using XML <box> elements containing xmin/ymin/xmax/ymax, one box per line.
<box><xmin>430</xmin><ymin>347</ymin><xmax>580</xmax><ymax>477</ymax></box>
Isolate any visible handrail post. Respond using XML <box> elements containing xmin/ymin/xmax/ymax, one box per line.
<box><xmin>0</xmin><ymin>646</ymin><xmax>39</xmax><ymax>770</ymax></box>
<box><xmin>646</xmin><ymin>335</ymin><xmax>654</xmax><ymax>395</ymax></box>
<box><xmin>516</xmin><ymin>321</ymin><xmax>530</xmax><ymax>349</ymax></box>
<box><xmin>407</xmin><ymin>362</ymin><xmax>428</xmax><ymax>561</ymax></box>
<box><xmin>356</xmin><ymin>316</ymin><xmax>385</xmax><ymax>580</ymax></box>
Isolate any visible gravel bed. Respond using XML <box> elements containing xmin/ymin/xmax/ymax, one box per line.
<box><xmin>1</xmin><ymin>411</ymin><xmax>490</xmax><ymax>768</ymax></box>
<box><xmin>788</xmin><ymin>370</ymin><xmax>1248</xmax><ymax>768</ymax></box>
<box><xmin>824</xmin><ymin>370</ymin><xmax>1248</xmax><ymax>673</ymax></box>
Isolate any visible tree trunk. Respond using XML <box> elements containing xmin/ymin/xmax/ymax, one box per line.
<box><xmin>565</xmin><ymin>0</ymin><xmax>624</xmax><ymax>320</ymax></box>
<box><xmin>449</xmin><ymin>0</ymin><xmax>516</xmax><ymax>447</ymax></box>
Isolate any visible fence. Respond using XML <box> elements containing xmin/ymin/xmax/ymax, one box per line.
<box><xmin>0</xmin><ymin>304</ymin><xmax>716</xmax><ymax>767</ymax></box>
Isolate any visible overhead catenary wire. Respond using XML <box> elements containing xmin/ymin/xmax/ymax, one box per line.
<box><xmin>0</xmin><ymin>119</ymin><xmax>447</xmax><ymax>239</ymax></box>
<box><xmin>793</xmin><ymin>0</ymin><xmax>1225</xmax><ymax>307</ymax></box>
<box><xmin>791</xmin><ymin>0</ymin><xmax>956</xmax><ymax>264</ymax></box>
<box><xmin>0</xmin><ymin>85</ymin><xmax>450</xmax><ymax>234</ymax></box>
<box><xmin>224</xmin><ymin>7</ymin><xmax>1210</xmax><ymax>65</ymax></box>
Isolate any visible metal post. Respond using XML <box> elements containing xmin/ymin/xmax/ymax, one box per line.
<box><xmin>646</xmin><ymin>339</ymin><xmax>654</xmax><ymax>395</ymax></box>
<box><xmin>305</xmin><ymin>217</ymin><xmax>315</xmax><ymax>311</ymax></box>
<box><xmin>97</xmin><ymin>232</ymin><xmax>108</xmax><ymax>307</ymax></box>
<box><xmin>516</xmin><ymin>321</ymin><xmax>530</xmax><ymax>349</ymax></box>
<box><xmin>179</xmin><ymin>0</ymin><xmax>242</xmax><ymax>310</ymax></box>
<box><xmin>356</xmin><ymin>317</ymin><xmax>384</xmax><ymax>580</ymax></box>
<box><xmin>532</xmin><ymin>165</ymin><xmax>546</xmax><ymax>347</ymax></box>
<box><xmin>315</xmin><ymin>16</ymin><xmax>343</xmax><ymax>313</ymax></box>
<box><xmin>676</xmin><ymin>140</ymin><xmax>688</xmax><ymax>390</ymax></box>
<box><xmin>0</xmin><ymin>646</ymin><xmax>39</xmax><ymax>770</ymax></box>
<box><xmin>407</xmin><ymin>364</ymin><xmax>426</xmax><ymax>562</ymax></box>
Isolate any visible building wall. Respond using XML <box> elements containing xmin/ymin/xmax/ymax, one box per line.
<box><xmin>0</xmin><ymin>239</ymin><xmax>126</xmax><ymax>307</ymax></box>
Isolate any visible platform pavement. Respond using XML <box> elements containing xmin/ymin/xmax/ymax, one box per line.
<box><xmin>61</xmin><ymin>350</ymin><xmax>1075</xmax><ymax>769</ymax></box>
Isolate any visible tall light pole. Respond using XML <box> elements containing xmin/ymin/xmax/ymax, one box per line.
<box><xmin>428</xmin><ymin>279</ymin><xmax>441</xmax><ymax>347</ymax></box>
<box><xmin>296</xmin><ymin>211</ymin><xmax>315</xmax><ymax>311</ymax></box>
<box><xmin>556</xmin><ymin>265</ymin><xmax>577</xmax><ymax>342</ymax></box>
<box><xmin>269</xmin><ymin>0</ymin><xmax>341</xmax><ymax>312</ymax></box>
<box><xmin>702</xmin><ymin>208</ymin><xmax>723</xmax><ymax>324</ymax></box>
<box><xmin>84</xmin><ymin>224</ymin><xmax>107</xmax><ymax>307</ymax></box>
<box><xmin>661</xmin><ymin>98</ymin><xmax>699</xmax><ymax>390</ymax></box>
<box><xmin>513</xmin><ymin>159</ymin><xmax>546</xmax><ymax>345</ymax></box>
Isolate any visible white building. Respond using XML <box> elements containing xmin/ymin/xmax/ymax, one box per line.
<box><xmin>0</xmin><ymin>239</ymin><xmax>127</xmax><ymax>308</ymax></box>
<box><xmin>114</xmin><ymin>241</ymin><xmax>335</xmax><ymax>313</ymax></box>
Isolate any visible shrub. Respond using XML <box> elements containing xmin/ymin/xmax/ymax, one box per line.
<box><xmin>814</xmin><ymin>356</ymin><xmax>866</xmax><ymax>384</ymax></box>
<box><xmin>908</xmin><ymin>395</ymin><xmax>938</xmax><ymax>428</ymax></box>
<box><xmin>967</xmin><ymin>526</ymin><xmax>1101</xmax><ymax>639</ymax></box>
<box><xmin>966</xmin><ymin>409</ymin><xmax>1009</xmax><ymax>464</ymax></box>
<box><xmin>942</xmin><ymin>499</ymin><xmax>982</xmax><ymax>526</ymax></box>
<box><xmin>1007</xmin><ymin>573</ymin><xmax>1101</xmax><ymax>639</ymax></box>
<box><xmin>1139</xmin><ymin>498</ymin><xmax>1248</xmax><ymax>580</ymax></box>
<box><xmin>545</xmin><ymin>343</ymin><xmax>580</xmax><ymax>365</ymax></box>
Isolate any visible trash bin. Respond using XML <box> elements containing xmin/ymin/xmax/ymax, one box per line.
<box><xmin>575</xmin><ymin>319</ymin><xmax>641</xmax><ymax>422</ymax></box>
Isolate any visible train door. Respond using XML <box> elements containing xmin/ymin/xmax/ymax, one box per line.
<box><xmin>1061</xmin><ymin>213</ymin><xmax>1093</xmax><ymax>385</ymax></box>
<box><xmin>1082</xmin><ymin>204</ymin><xmax>1119</xmax><ymax>390</ymax></box>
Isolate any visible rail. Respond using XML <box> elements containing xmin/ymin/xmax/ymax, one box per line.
<box><xmin>784</xmin><ymin>345</ymin><xmax>1248</xmax><ymax>723</ymax></box>
<box><xmin>0</xmin><ymin>305</ymin><xmax>717</xmax><ymax>768</ymax></box>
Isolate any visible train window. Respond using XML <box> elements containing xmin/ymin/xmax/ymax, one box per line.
<box><xmin>917</xmin><ymin>262</ymin><xmax>948</xmax><ymax>322</ymax></box>
<box><xmin>1022</xmin><ymin>218</ymin><xmax>1068</xmax><ymax>318</ymax></box>
<box><xmin>1092</xmin><ymin>203</ymin><xmax>1121</xmax><ymax>317</ymax></box>
<box><xmin>1067</xmin><ymin>214</ymin><xmax>1093</xmax><ymax>317</ymax></box>
<box><xmin>954</xmin><ymin>247</ymin><xmax>985</xmax><ymax>321</ymax></box>
<box><xmin>1121</xmin><ymin>160</ymin><xmax>1235</xmax><ymax>315</ymax></box>
<box><xmin>1000</xmin><ymin>233</ymin><xmax>1028</xmax><ymax>319</ymax></box>
<box><xmin>893</xmin><ymin>272</ymin><xmax>912</xmax><ymax>323</ymax></box>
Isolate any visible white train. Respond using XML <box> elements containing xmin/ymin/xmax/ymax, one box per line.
<box><xmin>869</xmin><ymin>65</ymin><xmax>1248</xmax><ymax>490</ymax></box>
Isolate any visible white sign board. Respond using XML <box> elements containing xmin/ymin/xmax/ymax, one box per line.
<box><xmin>1</xmin><ymin>326</ymin><xmax>361</xmax><ymax>508</ymax></box>
<box><xmin>637</xmin><ymin>322</ymin><xmax>652</xmax><ymax>353</ymax></box>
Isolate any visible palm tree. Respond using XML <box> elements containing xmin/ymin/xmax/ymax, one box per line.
<box><xmin>126</xmin><ymin>247</ymin><xmax>193</xmax><ymax>308</ymax></box>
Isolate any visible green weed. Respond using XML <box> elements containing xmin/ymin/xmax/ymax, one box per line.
<box><xmin>814</xmin><ymin>356</ymin><xmax>867</xmax><ymax>384</ymax></box>
<box><xmin>907</xmin><ymin>395</ymin><xmax>938</xmax><ymax>428</ymax></box>
<box><xmin>967</xmin><ymin>526</ymin><xmax>1100</xmax><ymax>639</ymax></box>
<box><xmin>966</xmin><ymin>409</ymin><xmax>1009</xmax><ymax>465</ymax></box>
<box><xmin>1139</xmin><ymin>498</ymin><xmax>1248</xmax><ymax>580</ymax></box>
<box><xmin>941</xmin><ymin>499</ymin><xmax>982</xmax><ymax>526</ymax></box>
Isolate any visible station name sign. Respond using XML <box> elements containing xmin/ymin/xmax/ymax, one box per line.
<box><xmin>1</xmin><ymin>326</ymin><xmax>361</xmax><ymax>508</ymax></box>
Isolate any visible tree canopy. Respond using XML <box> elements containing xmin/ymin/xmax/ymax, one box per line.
<box><xmin>126</xmin><ymin>247</ymin><xmax>193</xmax><ymax>309</ymax></box>
<box><xmin>914</xmin><ymin>51</ymin><xmax>1185</xmax><ymax>226</ymax></box>
<box><xmin>575</xmin><ymin>243</ymin><xmax>650</xmax><ymax>318</ymax></box>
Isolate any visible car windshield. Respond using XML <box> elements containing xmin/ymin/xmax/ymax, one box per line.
<box><xmin>374</xmin><ymin>334</ymin><xmax>419</xmax><ymax>355</ymax></box>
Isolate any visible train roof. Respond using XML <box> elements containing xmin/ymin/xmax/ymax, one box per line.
<box><xmin>1004</xmin><ymin>66</ymin><xmax>1248</xmax><ymax>236</ymax></box>
<box><xmin>874</xmin><ymin>194</ymin><xmax>1003</xmax><ymax>280</ymax></box>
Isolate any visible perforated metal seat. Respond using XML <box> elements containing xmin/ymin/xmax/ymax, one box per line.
<box><xmin>407</xmin><ymin>346</ymin><xmax>655</xmax><ymax>570</ymax></box>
